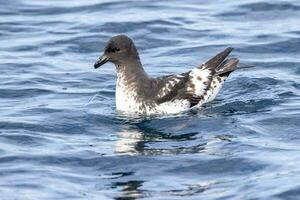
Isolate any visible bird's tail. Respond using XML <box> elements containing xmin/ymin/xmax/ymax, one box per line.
<box><xmin>215</xmin><ymin>58</ymin><xmax>239</xmax><ymax>77</ymax></box>
<box><xmin>202</xmin><ymin>47</ymin><xmax>239</xmax><ymax>77</ymax></box>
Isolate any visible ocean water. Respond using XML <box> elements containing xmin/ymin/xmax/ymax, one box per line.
<box><xmin>1</xmin><ymin>0</ymin><xmax>300</xmax><ymax>199</ymax></box>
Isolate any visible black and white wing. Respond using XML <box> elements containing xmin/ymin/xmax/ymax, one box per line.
<box><xmin>153</xmin><ymin>47</ymin><xmax>238</xmax><ymax>107</ymax></box>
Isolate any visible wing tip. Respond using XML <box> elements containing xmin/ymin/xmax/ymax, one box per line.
<box><xmin>204</xmin><ymin>47</ymin><xmax>235</xmax><ymax>70</ymax></box>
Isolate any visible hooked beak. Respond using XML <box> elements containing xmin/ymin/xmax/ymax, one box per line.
<box><xmin>94</xmin><ymin>55</ymin><xmax>109</xmax><ymax>69</ymax></box>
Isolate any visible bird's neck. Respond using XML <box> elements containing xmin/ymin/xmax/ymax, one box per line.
<box><xmin>116</xmin><ymin>59</ymin><xmax>149</xmax><ymax>87</ymax></box>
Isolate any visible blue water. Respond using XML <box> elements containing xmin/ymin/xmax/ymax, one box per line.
<box><xmin>1</xmin><ymin>0</ymin><xmax>300</xmax><ymax>199</ymax></box>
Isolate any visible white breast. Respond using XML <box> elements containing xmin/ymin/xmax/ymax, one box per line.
<box><xmin>115</xmin><ymin>76</ymin><xmax>143</xmax><ymax>113</ymax></box>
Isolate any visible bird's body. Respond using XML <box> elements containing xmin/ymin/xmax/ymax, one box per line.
<box><xmin>94</xmin><ymin>35</ymin><xmax>239</xmax><ymax>115</ymax></box>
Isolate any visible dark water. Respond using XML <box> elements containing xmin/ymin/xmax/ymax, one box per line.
<box><xmin>1</xmin><ymin>0</ymin><xmax>300</xmax><ymax>199</ymax></box>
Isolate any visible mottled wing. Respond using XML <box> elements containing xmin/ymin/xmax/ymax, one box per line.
<box><xmin>187</xmin><ymin>47</ymin><xmax>236</xmax><ymax>106</ymax></box>
<box><xmin>153</xmin><ymin>66</ymin><xmax>213</xmax><ymax>106</ymax></box>
<box><xmin>187</xmin><ymin>65</ymin><xmax>214</xmax><ymax>107</ymax></box>
<box><xmin>154</xmin><ymin>47</ymin><xmax>236</xmax><ymax>107</ymax></box>
<box><xmin>153</xmin><ymin>73</ymin><xmax>190</xmax><ymax>104</ymax></box>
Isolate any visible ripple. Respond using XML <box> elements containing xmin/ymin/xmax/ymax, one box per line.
<box><xmin>0</xmin><ymin>88</ymin><xmax>54</xmax><ymax>98</ymax></box>
<box><xmin>276</xmin><ymin>186</ymin><xmax>300</xmax><ymax>199</ymax></box>
<box><xmin>239</xmin><ymin>2</ymin><xmax>300</xmax><ymax>11</ymax></box>
<box><xmin>239</xmin><ymin>38</ymin><xmax>300</xmax><ymax>54</ymax></box>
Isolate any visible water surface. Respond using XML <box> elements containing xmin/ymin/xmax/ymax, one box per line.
<box><xmin>1</xmin><ymin>0</ymin><xmax>300</xmax><ymax>199</ymax></box>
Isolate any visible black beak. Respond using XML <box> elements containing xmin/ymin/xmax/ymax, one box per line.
<box><xmin>94</xmin><ymin>55</ymin><xmax>109</xmax><ymax>69</ymax></box>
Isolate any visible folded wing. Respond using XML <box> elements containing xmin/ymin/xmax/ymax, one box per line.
<box><xmin>153</xmin><ymin>47</ymin><xmax>238</xmax><ymax>107</ymax></box>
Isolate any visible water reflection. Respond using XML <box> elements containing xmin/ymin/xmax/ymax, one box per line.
<box><xmin>111</xmin><ymin>179</ymin><xmax>215</xmax><ymax>199</ymax></box>
<box><xmin>114</xmin><ymin>122</ymin><xmax>206</xmax><ymax>155</ymax></box>
<box><xmin>112</xmin><ymin>180</ymin><xmax>145</xmax><ymax>200</ymax></box>
<box><xmin>111</xmin><ymin>116</ymin><xmax>237</xmax><ymax>199</ymax></box>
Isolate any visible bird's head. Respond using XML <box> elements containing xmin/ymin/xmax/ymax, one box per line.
<box><xmin>94</xmin><ymin>35</ymin><xmax>139</xmax><ymax>69</ymax></box>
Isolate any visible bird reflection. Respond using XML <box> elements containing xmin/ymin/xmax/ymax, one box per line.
<box><xmin>112</xmin><ymin>180</ymin><xmax>145</xmax><ymax>200</ymax></box>
<box><xmin>114</xmin><ymin>120</ymin><xmax>207</xmax><ymax>155</ymax></box>
<box><xmin>112</xmin><ymin>179</ymin><xmax>215</xmax><ymax>199</ymax></box>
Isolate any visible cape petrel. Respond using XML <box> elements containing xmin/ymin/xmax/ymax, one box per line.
<box><xmin>94</xmin><ymin>35</ymin><xmax>239</xmax><ymax>115</ymax></box>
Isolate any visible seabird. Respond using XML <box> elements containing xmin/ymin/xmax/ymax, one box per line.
<box><xmin>94</xmin><ymin>35</ymin><xmax>239</xmax><ymax>115</ymax></box>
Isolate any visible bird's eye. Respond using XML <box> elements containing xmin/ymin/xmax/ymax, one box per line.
<box><xmin>110</xmin><ymin>47</ymin><xmax>120</xmax><ymax>53</ymax></box>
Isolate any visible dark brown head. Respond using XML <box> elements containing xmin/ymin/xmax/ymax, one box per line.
<box><xmin>94</xmin><ymin>35</ymin><xmax>140</xmax><ymax>69</ymax></box>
